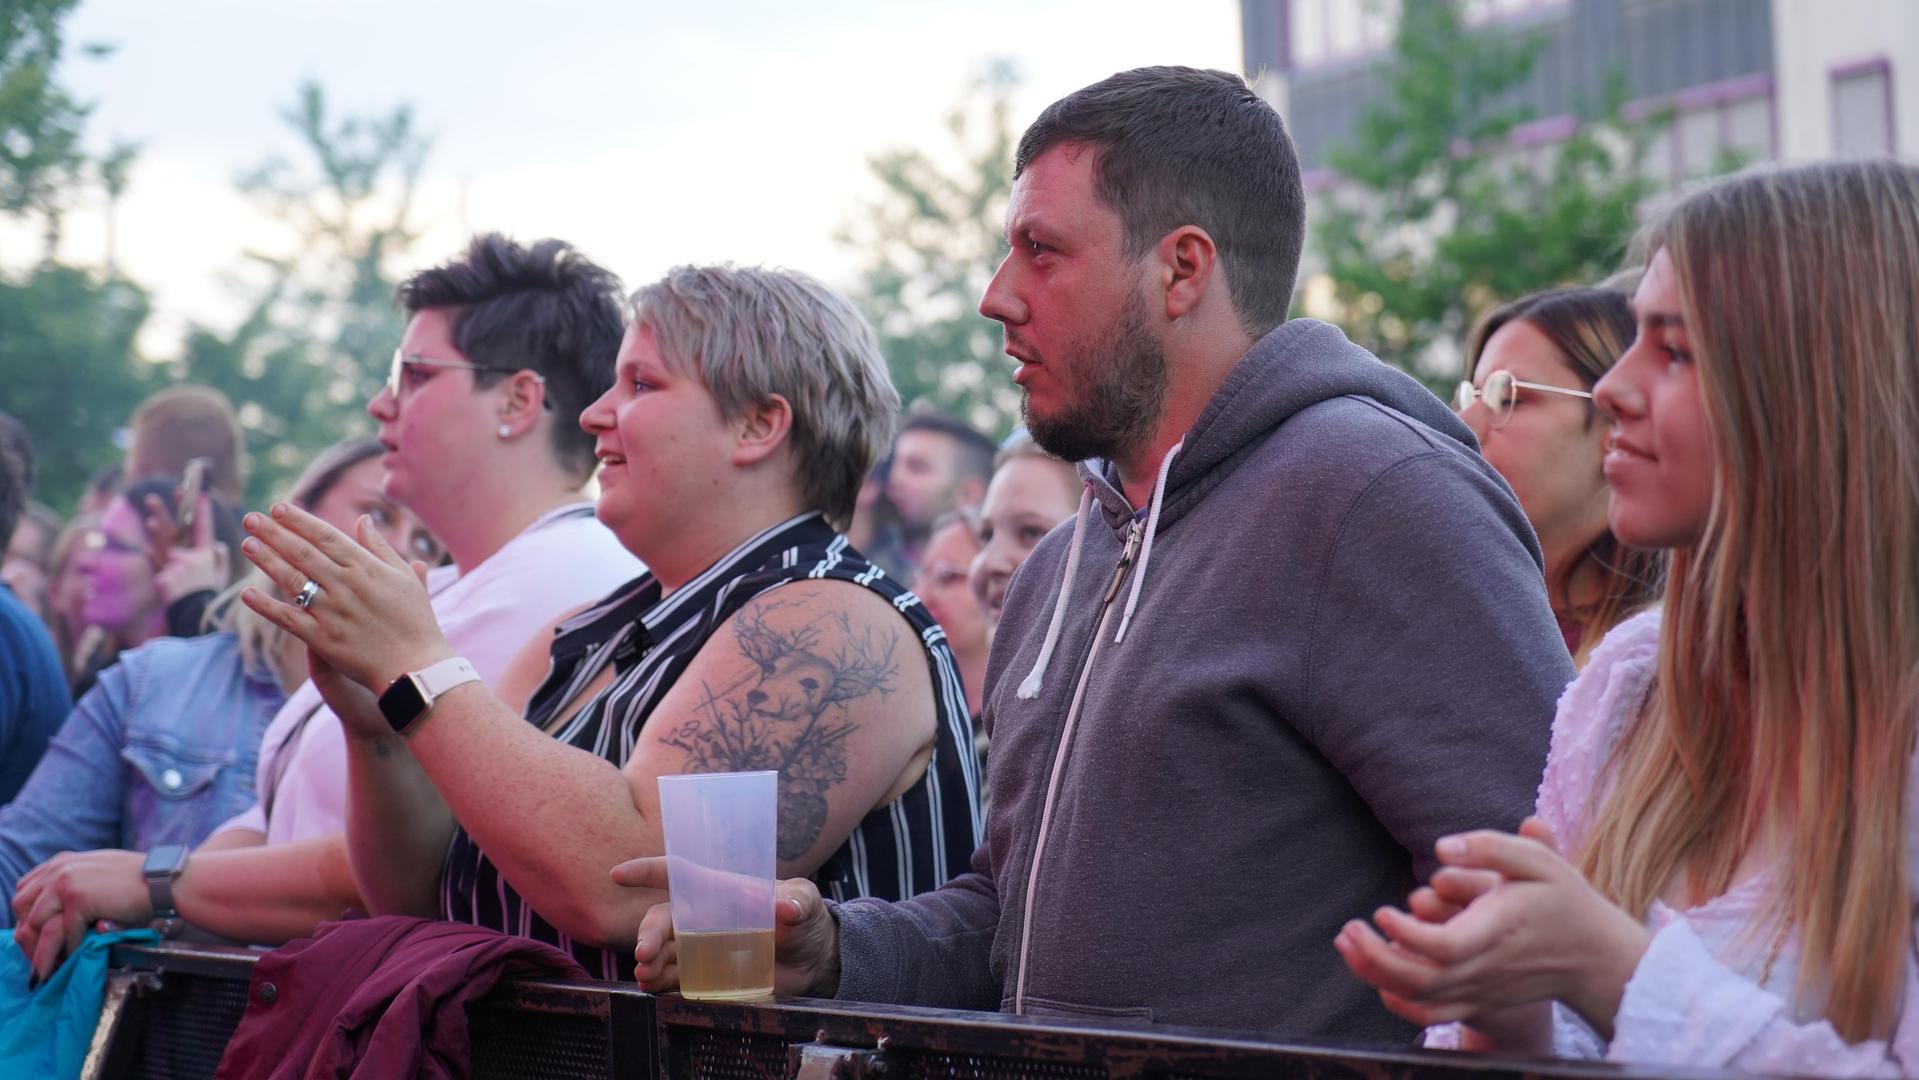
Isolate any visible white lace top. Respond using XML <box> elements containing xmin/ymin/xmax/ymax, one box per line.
<box><xmin>1427</xmin><ymin>609</ymin><xmax>1919</xmax><ymax>1076</ymax></box>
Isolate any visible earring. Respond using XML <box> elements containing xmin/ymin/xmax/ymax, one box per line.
<box><xmin>497</xmin><ymin>424</ymin><xmax>512</xmax><ymax>440</ymax></box>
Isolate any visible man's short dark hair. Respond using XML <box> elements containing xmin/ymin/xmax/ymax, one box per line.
<box><xmin>900</xmin><ymin>408</ymin><xmax>996</xmax><ymax>488</ymax></box>
<box><xmin>398</xmin><ymin>233</ymin><xmax>626</xmax><ymax>479</ymax></box>
<box><xmin>1015</xmin><ymin>66</ymin><xmax>1305</xmax><ymax>338</ymax></box>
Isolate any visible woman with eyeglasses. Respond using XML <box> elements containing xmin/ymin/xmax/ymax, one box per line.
<box><xmin>0</xmin><ymin>438</ymin><xmax>440</xmax><ymax>913</ymax></box>
<box><xmin>1339</xmin><ymin>160</ymin><xmax>1919</xmax><ymax>1075</ymax></box>
<box><xmin>1454</xmin><ymin>288</ymin><xmax>1664</xmax><ymax>666</ymax></box>
<box><xmin>67</xmin><ymin>478</ymin><xmax>245</xmax><ymax>695</ymax></box>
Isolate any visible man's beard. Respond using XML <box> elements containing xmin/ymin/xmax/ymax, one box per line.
<box><xmin>1022</xmin><ymin>300</ymin><xmax>1168</xmax><ymax>464</ymax></box>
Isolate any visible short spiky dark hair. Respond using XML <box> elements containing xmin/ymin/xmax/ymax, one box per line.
<box><xmin>398</xmin><ymin>234</ymin><xmax>626</xmax><ymax>478</ymax></box>
<box><xmin>899</xmin><ymin>407</ymin><xmax>996</xmax><ymax>489</ymax></box>
<box><xmin>1015</xmin><ymin>66</ymin><xmax>1305</xmax><ymax>338</ymax></box>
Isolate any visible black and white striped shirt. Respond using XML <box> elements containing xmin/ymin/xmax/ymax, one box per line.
<box><xmin>439</xmin><ymin>511</ymin><xmax>983</xmax><ymax>981</ymax></box>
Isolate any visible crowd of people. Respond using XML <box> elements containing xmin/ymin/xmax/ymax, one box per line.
<box><xmin>0</xmin><ymin>63</ymin><xmax>1913</xmax><ymax>1076</ymax></box>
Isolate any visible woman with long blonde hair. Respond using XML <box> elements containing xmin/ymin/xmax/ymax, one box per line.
<box><xmin>1337</xmin><ymin>159</ymin><xmax>1919</xmax><ymax>1073</ymax></box>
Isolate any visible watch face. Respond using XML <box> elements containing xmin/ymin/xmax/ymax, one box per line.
<box><xmin>144</xmin><ymin>844</ymin><xmax>189</xmax><ymax>877</ymax></box>
<box><xmin>379</xmin><ymin>674</ymin><xmax>429</xmax><ymax>732</ymax></box>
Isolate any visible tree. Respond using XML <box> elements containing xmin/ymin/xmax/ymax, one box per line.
<box><xmin>180</xmin><ymin>81</ymin><xmax>432</xmax><ymax>504</ymax></box>
<box><xmin>0</xmin><ymin>0</ymin><xmax>91</xmax><ymax>257</ymax></box>
<box><xmin>837</xmin><ymin>59</ymin><xmax>1020</xmax><ymax>438</ymax></box>
<box><xmin>0</xmin><ymin>0</ymin><xmax>155</xmax><ymax>511</ymax></box>
<box><xmin>0</xmin><ymin>266</ymin><xmax>156</xmax><ymax>509</ymax></box>
<box><xmin>1310</xmin><ymin>0</ymin><xmax>1663</xmax><ymax>379</ymax></box>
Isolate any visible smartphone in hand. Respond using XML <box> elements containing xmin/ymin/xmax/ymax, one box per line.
<box><xmin>175</xmin><ymin>457</ymin><xmax>210</xmax><ymax>538</ymax></box>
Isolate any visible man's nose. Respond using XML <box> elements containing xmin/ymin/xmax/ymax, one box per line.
<box><xmin>978</xmin><ymin>258</ymin><xmax>1025</xmax><ymax>326</ymax></box>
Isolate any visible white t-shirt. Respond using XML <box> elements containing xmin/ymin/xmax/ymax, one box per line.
<box><xmin>213</xmin><ymin>503</ymin><xmax>642</xmax><ymax>845</ymax></box>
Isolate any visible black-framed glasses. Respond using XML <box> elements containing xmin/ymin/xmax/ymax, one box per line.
<box><xmin>386</xmin><ymin>349</ymin><xmax>547</xmax><ymax>401</ymax></box>
<box><xmin>1452</xmin><ymin>369</ymin><xmax>1593</xmax><ymax>429</ymax></box>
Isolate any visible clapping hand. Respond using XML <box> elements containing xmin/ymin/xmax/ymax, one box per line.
<box><xmin>239</xmin><ymin>502</ymin><xmax>449</xmax><ymax>736</ymax></box>
<box><xmin>1333</xmin><ymin>817</ymin><xmax>1652</xmax><ymax>1046</ymax></box>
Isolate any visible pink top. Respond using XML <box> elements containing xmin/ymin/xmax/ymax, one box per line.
<box><xmin>212</xmin><ymin>504</ymin><xmax>642</xmax><ymax>846</ymax></box>
<box><xmin>1429</xmin><ymin>608</ymin><xmax>1919</xmax><ymax>1076</ymax></box>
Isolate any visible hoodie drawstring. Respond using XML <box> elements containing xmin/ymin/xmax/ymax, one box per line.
<box><xmin>1114</xmin><ymin>439</ymin><xmax>1181</xmax><ymax>645</ymax></box>
<box><xmin>1015</xmin><ymin>440</ymin><xmax>1182</xmax><ymax>698</ymax></box>
<box><xmin>1015</xmin><ymin>485</ymin><xmax>1093</xmax><ymax>700</ymax></box>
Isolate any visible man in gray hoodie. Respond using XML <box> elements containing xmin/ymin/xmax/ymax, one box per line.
<box><xmin>625</xmin><ymin>65</ymin><xmax>1573</xmax><ymax>1046</ymax></box>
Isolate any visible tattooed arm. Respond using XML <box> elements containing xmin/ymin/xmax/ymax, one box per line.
<box><xmin>393</xmin><ymin>579</ymin><xmax>936</xmax><ymax>949</ymax></box>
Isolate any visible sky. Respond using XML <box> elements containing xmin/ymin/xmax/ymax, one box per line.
<box><xmin>21</xmin><ymin>0</ymin><xmax>1242</xmax><ymax>356</ymax></box>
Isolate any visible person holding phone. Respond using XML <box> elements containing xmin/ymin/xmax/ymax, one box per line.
<box><xmin>0</xmin><ymin>438</ymin><xmax>439</xmax><ymax>913</ymax></box>
<box><xmin>66</xmin><ymin>478</ymin><xmax>244</xmax><ymax>697</ymax></box>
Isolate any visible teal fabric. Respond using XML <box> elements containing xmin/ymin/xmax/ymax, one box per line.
<box><xmin>0</xmin><ymin>927</ymin><xmax>158</xmax><ymax>1079</ymax></box>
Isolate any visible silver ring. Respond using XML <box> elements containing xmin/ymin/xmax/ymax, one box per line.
<box><xmin>294</xmin><ymin>579</ymin><xmax>322</xmax><ymax>610</ymax></box>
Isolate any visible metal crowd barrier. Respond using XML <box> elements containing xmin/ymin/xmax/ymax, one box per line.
<box><xmin>87</xmin><ymin>941</ymin><xmax>1757</xmax><ymax>1080</ymax></box>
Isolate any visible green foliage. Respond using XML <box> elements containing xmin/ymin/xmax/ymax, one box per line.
<box><xmin>0</xmin><ymin>266</ymin><xmax>155</xmax><ymax>509</ymax></box>
<box><xmin>1311</xmin><ymin>0</ymin><xmax>1663</xmax><ymax>379</ymax></box>
<box><xmin>0</xmin><ymin>0</ymin><xmax>154</xmax><ymax>513</ymax></box>
<box><xmin>0</xmin><ymin>0</ymin><xmax>88</xmax><ymax>232</ymax></box>
<box><xmin>837</xmin><ymin>59</ymin><xmax>1020</xmax><ymax>438</ymax></box>
<box><xmin>184</xmin><ymin>80</ymin><xmax>431</xmax><ymax>505</ymax></box>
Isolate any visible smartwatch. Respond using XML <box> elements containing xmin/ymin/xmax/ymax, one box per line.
<box><xmin>378</xmin><ymin>656</ymin><xmax>481</xmax><ymax>735</ymax></box>
<box><xmin>143</xmin><ymin>844</ymin><xmax>191</xmax><ymax>919</ymax></box>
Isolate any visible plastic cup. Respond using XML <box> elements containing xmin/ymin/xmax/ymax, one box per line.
<box><xmin>656</xmin><ymin>770</ymin><xmax>778</xmax><ymax>1001</ymax></box>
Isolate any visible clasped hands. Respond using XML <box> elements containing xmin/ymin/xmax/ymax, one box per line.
<box><xmin>239</xmin><ymin>502</ymin><xmax>452</xmax><ymax>735</ymax></box>
<box><xmin>1333</xmin><ymin>816</ymin><xmax>1652</xmax><ymax>1049</ymax></box>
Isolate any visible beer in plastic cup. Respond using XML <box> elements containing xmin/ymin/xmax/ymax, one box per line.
<box><xmin>656</xmin><ymin>770</ymin><xmax>778</xmax><ymax>1001</ymax></box>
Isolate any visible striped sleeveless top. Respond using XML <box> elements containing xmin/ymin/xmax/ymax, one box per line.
<box><xmin>438</xmin><ymin>512</ymin><xmax>983</xmax><ymax>981</ymax></box>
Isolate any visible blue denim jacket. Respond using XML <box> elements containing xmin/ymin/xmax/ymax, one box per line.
<box><xmin>0</xmin><ymin>633</ymin><xmax>287</xmax><ymax>920</ymax></box>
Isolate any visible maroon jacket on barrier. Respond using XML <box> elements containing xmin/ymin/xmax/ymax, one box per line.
<box><xmin>215</xmin><ymin>914</ymin><xmax>588</xmax><ymax>1079</ymax></box>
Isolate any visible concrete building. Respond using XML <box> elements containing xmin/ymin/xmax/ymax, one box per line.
<box><xmin>1240</xmin><ymin>0</ymin><xmax>1913</xmax><ymax>182</ymax></box>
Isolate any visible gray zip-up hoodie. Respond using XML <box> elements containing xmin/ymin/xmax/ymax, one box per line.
<box><xmin>833</xmin><ymin>319</ymin><xmax>1572</xmax><ymax>1045</ymax></box>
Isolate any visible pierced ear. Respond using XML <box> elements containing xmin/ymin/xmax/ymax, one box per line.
<box><xmin>732</xmin><ymin>394</ymin><xmax>794</xmax><ymax>467</ymax></box>
<box><xmin>496</xmin><ymin>370</ymin><xmax>548</xmax><ymax>439</ymax></box>
<box><xmin>1158</xmin><ymin>225</ymin><xmax>1219</xmax><ymax>321</ymax></box>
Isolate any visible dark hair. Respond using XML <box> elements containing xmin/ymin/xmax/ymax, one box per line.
<box><xmin>397</xmin><ymin>233</ymin><xmax>626</xmax><ymax>479</ymax></box>
<box><xmin>0</xmin><ymin>440</ymin><xmax>26</xmax><ymax>553</ymax></box>
<box><xmin>86</xmin><ymin>462</ymin><xmax>125</xmax><ymax>503</ymax></box>
<box><xmin>900</xmin><ymin>408</ymin><xmax>997</xmax><ymax>488</ymax></box>
<box><xmin>1467</xmin><ymin>286</ymin><xmax>1665</xmax><ymax>655</ymax></box>
<box><xmin>1015</xmin><ymin>66</ymin><xmax>1305</xmax><ymax>338</ymax></box>
<box><xmin>0</xmin><ymin>412</ymin><xmax>33</xmax><ymax>495</ymax></box>
<box><xmin>115</xmin><ymin>477</ymin><xmax>245</xmax><ymax>585</ymax></box>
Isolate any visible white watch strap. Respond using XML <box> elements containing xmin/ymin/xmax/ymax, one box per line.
<box><xmin>413</xmin><ymin>656</ymin><xmax>480</xmax><ymax>703</ymax></box>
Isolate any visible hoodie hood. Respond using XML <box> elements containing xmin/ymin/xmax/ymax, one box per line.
<box><xmin>1076</xmin><ymin>318</ymin><xmax>1473</xmax><ymax>534</ymax></box>
<box><xmin>1016</xmin><ymin>318</ymin><xmax>1475</xmax><ymax>697</ymax></box>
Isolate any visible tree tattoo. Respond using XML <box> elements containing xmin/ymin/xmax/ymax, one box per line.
<box><xmin>663</xmin><ymin>599</ymin><xmax>898</xmax><ymax>859</ymax></box>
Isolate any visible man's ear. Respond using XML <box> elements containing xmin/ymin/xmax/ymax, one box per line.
<box><xmin>732</xmin><ymin>394</ymin><xmax>794</xmax><ymax>467</ymax></box>
<box><xmin>1156</xmin><ymin>225</ymin><xmax>1220</xmax><ymax>321</ymax></box>
<box><xmin>496</xmin><ymin>370</ymin><xmax>548</xmax><ymax>440</ymax></box>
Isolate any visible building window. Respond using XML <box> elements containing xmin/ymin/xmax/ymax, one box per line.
<box><xmin>1630</xmin><ymin>74</ymin><xmax>1776</xmax><ymax>185</ymax></box>
<box><xmin>1288</xmin><ymin>0</ymin><xmax>1398</xmax><ymax>70</ymax></box>
<box><xmin>1832</xmin><ymin>60</ymin><xmax>1894</xmax><ymax>157</ymax></box>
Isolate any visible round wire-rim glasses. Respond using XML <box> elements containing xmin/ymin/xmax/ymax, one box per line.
<box><xmin>1452</xmin><ymin>369</ymin><xmax>1593</xmax><ymax>428</ymax></box>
